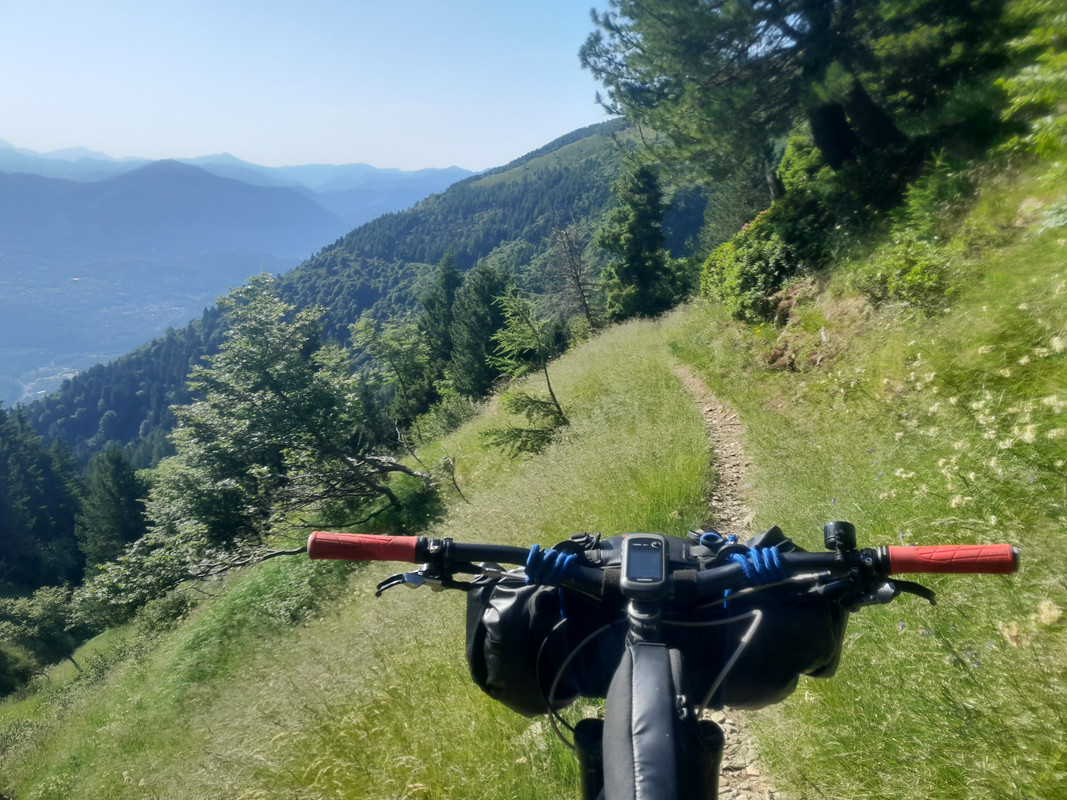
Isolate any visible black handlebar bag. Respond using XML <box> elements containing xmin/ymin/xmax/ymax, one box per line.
<box><xmin>464</xmin><ymin>532</ymin><xmax>849</xmax><ymax>716</ymax></box>
<box><xmin>465</xmin><ymin>576</ymin><xmax>623</xmax><ymax>717</ymax></box>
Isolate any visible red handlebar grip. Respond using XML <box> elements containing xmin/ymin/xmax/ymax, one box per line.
<box><xmin>307</xmin><ymin>532</ymin><xmax>419</xmax><ymax>563</ymax></box>
<box><xmin>886</xmin><ymin>544</ymin><xmax>1018</xmax><ymax>575</ymax></box>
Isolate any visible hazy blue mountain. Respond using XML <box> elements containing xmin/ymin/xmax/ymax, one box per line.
<box><xmin>181</xmin><ymin>155</ymin><xmax>473</xmax><ymax>227</ymax></box>
<box><xmin>0</xmin><ymin>162</ymin><xmax>342</xmax><ymax>404</ymax></box>
<box><xmin>0</xmin><ymin>142</ymin><xmax>471</xmax><ymax>405</ymax></box>
<box><xmin>24</xmin><ymin>120</ymin><xmax>644</xmax><ymax>464</ymax></box>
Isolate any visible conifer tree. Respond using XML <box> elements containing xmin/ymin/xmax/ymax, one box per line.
<box><xmin>75</xmin><ymin>448</ymin><xmax>149</xmax><ymax>569</ymax></box>
<box><xmin>446</xmin><ymin>263</ymin><xmax>512</xmax><ymax>398</ymax></box>
<box><xmin>597</xmin><ymin>165</ymin><xmax>678</xmax><ymax>321</ymax></box>
<box><xmin>581</xmin><ymin>0</ymin><xmax>1011</xmax><ymax>179</ymax></box>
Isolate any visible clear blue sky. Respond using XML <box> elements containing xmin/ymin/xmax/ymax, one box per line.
<box><xmin>0</xmin><ymin>0</ymin><xmax>610</xmax><ymax>171</ymax></box>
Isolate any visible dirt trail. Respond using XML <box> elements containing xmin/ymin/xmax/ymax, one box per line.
<box><xmin>673</xmin><ymin>365</ymin><xmax>778</xmax><ymax>800</ymax></box>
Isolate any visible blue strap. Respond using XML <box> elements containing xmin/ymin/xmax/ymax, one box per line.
<box><xmin>525</xmin><ymin>544</ymin><xmax>577</xmax><ymax>586</ymax></box>
<box><xmin>727</xmin><ymin>545</ymin><xmax>786</xmax><ymax>585</ymax></box>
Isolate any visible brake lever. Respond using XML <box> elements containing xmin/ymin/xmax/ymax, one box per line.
<box><xmin>837</xmin><ymin>579</ymin><xmax>937</xmax><ymax>609</ymax></box>
<box><xmin>375</xmin><ymin>566</ymin><xmax>478</xmax><ymax>596</ymax></box>
<box><xmin>375</xmin><ymin>570</ymin><xmax>436</xmax><ymax>596</ymax></box>
<box><xmin>893</xmin><ymin>579</ymin><xmax>937</xmax><ymax>605</ymax></box>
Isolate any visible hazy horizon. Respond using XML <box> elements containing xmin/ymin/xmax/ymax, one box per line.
<box><xmin>0</xmin><ymin>1</ymin><xmax>609</xmax><ymax>172</ymax></box>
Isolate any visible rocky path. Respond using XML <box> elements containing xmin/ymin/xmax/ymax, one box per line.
<box><xmin>673</xmin><ymin>365</ymin><xmax>779</xmax><ymax>800</ymax></box>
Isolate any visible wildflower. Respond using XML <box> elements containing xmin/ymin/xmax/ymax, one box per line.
<box><xmin>954</xmin><ymin>440</ymin><xmax>967</xmax><ymax>450</ymax></box>
<box><xmin>1033</xmin><ymin>600</ymin><xmax>1062</xmax><ymax>626</ymax></box>
<box><xmin>1047</xmin><ymin>428</ymin><xmax>1065</xmax><ymax>439</ymax></box>
<box><xmin>1035</xmin><ymin>347</ymin><xmax>1051</xmax><ymax>358</ymax></box>
<box><xmin>998</xmin><ymin>438</ymin><xmax>1015</xmax><ymax>449</ymax></box>
<box><xmin>977</xmin><ymin>345</ymin><xmax>993</xmax><ymax>355</ymax></box>
<box><xmin>1018</xmin><ymin>355</ymin><xmax>1031</xmax><ymax>365</ymax></box>
<box><xmin>949</xmin><ymin>396</ymin><xmax>959</xmax><ymax>405</ymax></box>
<box><xmin>949</xmin><ymin>495</ymin><xmax>972</xmax><ymax>508</ymax></box>
<box><xmin>1052</xmin><ymin>336</ymin><xmax>1066</xmax><ymax>353</ymax></box>
<box><xmin>1018</xmin><ymin>303</ymin><xmax>1029</xmax><ymax>311</ymax></box>
<box><xmin>895</xmin><ymin>469</ymin><xmax>916</xmax><ymax>479</ymax></box>
<box><xmin>929</xmin><ymin>402</ymin><xmax>942</xmax><ymax>414</ymax></box>
<box><xmin>988</xmin><ymin>515</ymin><xmax>998</xmax><ymax>526</ymax></box>
<box><xmin>997</xmin><ymin>620</ymin><xmax>1023</xmax><ymax>647</ymax></box>
<box><xmin>999</xmin><ymin>368</ymin><xmax>1012</xmax><ymax>378</ymax></box>
<box><xmin>1016</xmin><ymin>425</ymin><xmax>1038</xmax><ymax>443</ymax></box>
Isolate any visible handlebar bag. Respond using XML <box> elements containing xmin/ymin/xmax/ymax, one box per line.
<box><xmin>670</xmin><ymin>589</ymin><xmax>849</xmax><ymax>710</ymax></box>
<box><xmin>673</xmin><ymin>527</ymin><xmax>850</xmax><ymax>710</ymax></box>
<box><xmin>465</xmin><ymin>576</ymin><xmax>621</xmax><ymax>717</ymax></box>
<box><xmin>465</xmin><ymin>530</ymin><xmax>850</xmax><ymax>716</ymax></box>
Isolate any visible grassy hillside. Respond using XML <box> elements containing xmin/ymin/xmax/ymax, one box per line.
<box><xmin>3</xmin><ymin>160</ymin><xmax>1064</xmax><ymax>799</ymax></box>
<box><xmin>0</xmin><ymin>319</ymin><xmax>712</xmax><ymax>800</ymax></box>
<box><xmin>669</xmin><ymin>158</ymin><xmax>1066</xmax><ymax>798</ymax></box>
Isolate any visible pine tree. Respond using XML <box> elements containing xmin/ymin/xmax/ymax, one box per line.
<box><xmin>597</xmin><ymin>166</ymin><xmax>678</xmax><ymax>321</ymax></box>
<box><xmin>446</xmin><ymin>263</ymin><xmax>512</xmax><ymax>398</ymax></box>
<box><xmin>418</xmin><ymin>255</ymin><xmax>464</xmax><ymax>376</ymax></box>
<box><xmin>75</xmin><ymin>448</ymin><xmax>149</xmax><ymax>569</ymax></box>
<box><xmin>581</xmin><ymin>0</ymin><xmax>1012</xmax><ymax>180</ymax></box>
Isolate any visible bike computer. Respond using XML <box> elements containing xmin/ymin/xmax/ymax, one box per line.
<box><xmin>619</xmin><ymin>533</ymin><xmax>668</xmax><ymax>599</ymax></box>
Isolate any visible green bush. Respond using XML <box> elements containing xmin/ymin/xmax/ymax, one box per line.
<box><xmin>852</xmin><ymin>234</ymin><xmax>956</xmax><ymax>308</ymax></box>
<box><xmin>896</xmin><ymin>153</ymin><xmax>977</xmax><ymax>239</ymax></box>
<box><xmin>700</xmin><ymin>210</ymin><xmax>800</xmax><ymax>321</ymax></box>
<box><xmin>0</xmin><ymin>641</ymin><xmax>36</xmax><ymax>696</ymax></box>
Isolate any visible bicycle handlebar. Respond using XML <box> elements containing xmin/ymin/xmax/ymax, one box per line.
<box><xmin>308</xmin><ymin>532</ymin><xmax>422</xmax><ymax>562</ymax></box>
<box><xmin>308</xmin><ymin>531</ymin><xmax>1019</xmax><ymax>595</ymax></box>
<box><xmin>884</xmin><ymin>544</ymin><xmax>1018</xmax><ymax>574</ymax></box>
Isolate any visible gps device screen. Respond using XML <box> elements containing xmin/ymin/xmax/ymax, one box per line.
<box><xmin>620</xmin><ymin>534</ymin><xmax>667</xmax><ymax>598</ymax></box>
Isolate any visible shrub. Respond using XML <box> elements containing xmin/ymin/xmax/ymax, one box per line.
<box><xmin>700</xmin><ymin>210</ymin><xmax>801</xmax><ymax>321</ymax></box>
<box><xmin>896</xmin><ymin>153</ymin><xmax>977</xmax><ymax>239</ymax></box>
<box><xmin>852</xmin><ymin>234</ymin><xmax>956</xmax><ymax>308</ymax></box>
<box><xmin>0</xmin><ymin>641</ymin><xmax>37</xmax><ymax>696</ymax></box>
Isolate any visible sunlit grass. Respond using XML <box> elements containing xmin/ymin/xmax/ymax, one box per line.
<box><xmin>665</xmin><ymin>171</ymin><xmax>1067</xmax><ymax>799</ymax></box>
<box><xmin>0</xmin><ymin>318</ymin><xmax>712</xmax><ymax>799</ymax></box>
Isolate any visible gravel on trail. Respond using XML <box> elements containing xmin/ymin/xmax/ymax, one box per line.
<box><xmin>673</xmin><ymin>365</ymin><xmax>780</xmax><ymax>800</ymax></box>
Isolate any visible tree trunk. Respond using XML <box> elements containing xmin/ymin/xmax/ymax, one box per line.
<box><xmin>807</xmin><ymin>102</ymin><xmax>862</xmax><ymax>169</ymax></box>
<box><xmin>764</xmin><ymin>159</ymin><xmax>785</xmax><ymax>201</ymax></box>
<box><xmin>843</xmin><ymin>80</ymin><xmax>909</xmax><ymax>151</ymax></box>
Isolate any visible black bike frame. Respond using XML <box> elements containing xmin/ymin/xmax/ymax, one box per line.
<box><xmin>575</xmin><ymin>597</ymin><xmax>724</xmax><ymax>800</ymax></box>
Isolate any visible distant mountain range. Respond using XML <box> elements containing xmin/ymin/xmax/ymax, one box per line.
<box><xmin>26</xmin><ymin>120</ymin><xmax>683</xmax><ymax>467</ymax></box>
<box><xmin>0</xmin><ymin>140</ymin><xmax>471</xmax><ymax>404</ymax></box>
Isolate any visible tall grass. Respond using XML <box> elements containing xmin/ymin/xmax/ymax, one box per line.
<box><xmin>0</xmin><ymin>318</ymin><xmax>713</xmax><ymax>800</ymax></box>
<box><xmin>666</xmin><ymin>168</ymin><xmax>1066</xmax><ymax>799</ymax></box>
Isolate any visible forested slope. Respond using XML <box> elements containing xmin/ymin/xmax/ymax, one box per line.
<box><xmin>23</xmin><ymin>119</ymin><xmax>649</xmax><ymax>465</ymax></box>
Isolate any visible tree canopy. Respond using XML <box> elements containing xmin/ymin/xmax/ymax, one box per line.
<box><xmin>581</xmin><ymin>0</ymin><xmax>1012</xmax><ymax>180</ymax></box>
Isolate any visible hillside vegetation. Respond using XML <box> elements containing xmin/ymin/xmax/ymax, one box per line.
<box><xmin>2</xmin><ymin>153</ymin><xmax>1064</xmax><ymax>795</ymax></box>
<box><xmin>2</xmin><ymin>1</ymin><xmax>1066</xmax><ymax>797</ymax></box>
